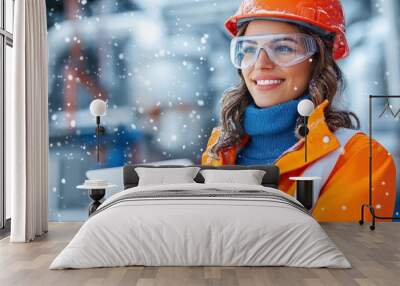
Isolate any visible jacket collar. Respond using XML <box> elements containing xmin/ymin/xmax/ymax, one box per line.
<box><xmin>275</xmin><ymin>100</ymin><xmax>341</xmax><ymax>174</ymax></box>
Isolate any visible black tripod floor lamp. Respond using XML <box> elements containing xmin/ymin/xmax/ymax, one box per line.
<box><xmin>359</xmin><ymin>95</ymin><xmax>399</xmax><ymax>230</ymax></box>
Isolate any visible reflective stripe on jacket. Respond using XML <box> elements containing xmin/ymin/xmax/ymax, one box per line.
<box><xmin>201</xmin><ymin>100</ymin><xmax>397</xmax><ymax>222</ymax></box>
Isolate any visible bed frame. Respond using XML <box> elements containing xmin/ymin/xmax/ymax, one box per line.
<box><xmin>123</xmin><ymin>165</ymin><xmax>280</xmax><ymax>190</ymax></box>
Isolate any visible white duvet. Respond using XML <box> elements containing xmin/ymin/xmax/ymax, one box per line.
<box><xmin>50</xmin><ymin>183</ymin><xmax>351</xmax><ymax>269</ymax></box>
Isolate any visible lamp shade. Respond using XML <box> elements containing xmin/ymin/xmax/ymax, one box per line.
<box><xmin>90</xmin><ymin>99</ymin><xmax>107</xmax><ymax>117</ymax></box>
<box><xmin>297</xmin><ymin>99</ymin><xmax>315</xmax><ymax>117</ymax></box>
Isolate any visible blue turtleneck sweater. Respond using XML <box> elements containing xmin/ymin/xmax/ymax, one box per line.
<box><xmin>236</xmin><ymin>94</ymin><xmax>311</xmax><ymax>165</ymax></box>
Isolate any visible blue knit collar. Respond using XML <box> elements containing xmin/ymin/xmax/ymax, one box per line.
<box><xmin>243</xmin><ymin>94</ymin><xmax>311</xmax><ymax>136</ymax></box>
<box><xmin>237</xmin><ymin>93</ymin><xmax>311</xmax><ymax>165</ymax></box>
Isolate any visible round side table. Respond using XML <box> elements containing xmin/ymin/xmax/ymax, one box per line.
<box><xmin>289</xmin><ymin>176</ymin><xmax>321</xmax><ymax>211</ymax></box>
<box><xmin>77</xmin><ymin>184</ymin><xmax>116</xmax><ymax>215</ymax></box>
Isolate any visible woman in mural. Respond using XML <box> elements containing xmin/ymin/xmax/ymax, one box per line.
<box><xmin>201</xmin><ymin>0</ymin><xmax>397</xmax><ymax>222</ymax></box>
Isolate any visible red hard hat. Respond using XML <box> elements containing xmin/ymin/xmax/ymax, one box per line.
<box><xmin>225</xmin><ymin>0</ymin><xmax>349</xmax><ymax>61</ymax></box>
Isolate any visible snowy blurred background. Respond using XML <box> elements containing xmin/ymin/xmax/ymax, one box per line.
<box><xmin>46</xmin><ymin>0</ymin><xmax>400</xmax><ymax>221</ymax></box>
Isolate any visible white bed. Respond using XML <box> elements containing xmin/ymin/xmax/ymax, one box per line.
<box><xmin>50</xmin><ymin>183</ymin><xmax>351</xmax><ymax>269</ymax></box>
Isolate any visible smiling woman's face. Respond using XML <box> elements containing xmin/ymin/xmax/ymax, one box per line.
<box><xmin>242</xmin><ymin>20</ymin><xmax>314</xmax><ymax>108</ymax></box>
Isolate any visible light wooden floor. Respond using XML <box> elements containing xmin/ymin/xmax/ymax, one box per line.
<box><xmin>0</xmin><ymin>222</ymin><xmax>399</xmax><ymax>286</ymax></box>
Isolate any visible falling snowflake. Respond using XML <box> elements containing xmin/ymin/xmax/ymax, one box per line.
<box><xmin>200</xmin><ymin>34</ymin><xmax>209</xmax><ymax>44</ymax></box>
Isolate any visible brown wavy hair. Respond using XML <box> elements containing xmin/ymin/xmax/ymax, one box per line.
<box><xmin>210</xmin><ymin>23</ymin><xmax>360</xmax><ymax>156</ymax></box>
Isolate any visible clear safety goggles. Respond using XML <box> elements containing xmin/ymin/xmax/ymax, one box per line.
<box><xmin>230</xmin><ymin>33</ymin><xmax>317</xmax><ymax>69</ymax></box>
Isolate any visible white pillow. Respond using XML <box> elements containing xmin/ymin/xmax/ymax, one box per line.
<box><xmin>200</xmin><ymin>169</ymin><xmax>266</xmax><ymax>185</ymax></box>
<box><xmin>135</xmin><ymin>167</ymin><xmax>200</xmax><ymax>186</ymax></box>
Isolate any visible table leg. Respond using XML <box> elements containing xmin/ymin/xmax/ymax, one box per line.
<box><xmin>296</xmin><ymin>180</ymin><xmax>313</xmax><ymax>211</ymax></box>
<box><xmin>88</xmin><ymin>189</ymin><xmax>105</xmax><ymax>215</ymax></box>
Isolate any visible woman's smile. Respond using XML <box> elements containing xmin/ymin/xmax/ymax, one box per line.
<box><xmin>252</xmin><ymin>76</ymin><xmax>285</xmax><ymax>91</ymax></box>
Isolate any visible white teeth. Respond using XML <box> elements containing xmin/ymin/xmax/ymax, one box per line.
<box><xmin>256</xmin><ymin>79</ymin><xmax>283</xmax><ymax>86</ymax></box>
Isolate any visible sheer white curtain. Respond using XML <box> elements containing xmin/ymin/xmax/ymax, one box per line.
<box><xmin>7</xmin><ymin>0</ymin><xmax>48</xmax><ymax>242</ymax></box>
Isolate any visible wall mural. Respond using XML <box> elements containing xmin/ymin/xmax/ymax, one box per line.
<box><xmin>46</xmin><ymin>0</ymin><xmax>399</xmax><ymax>222</ymax></box>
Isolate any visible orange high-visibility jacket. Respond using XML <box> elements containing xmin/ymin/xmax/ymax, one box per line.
<box><xmin>201</xmin><ymin>100</ymin><xmax>397</xmax><ymax>222</ymax></box>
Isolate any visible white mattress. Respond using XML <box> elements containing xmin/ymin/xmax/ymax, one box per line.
<box><xmin>50</xmin><ymin>183</ymin><xmax>351</xmax><ymax>269</ymax></box>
